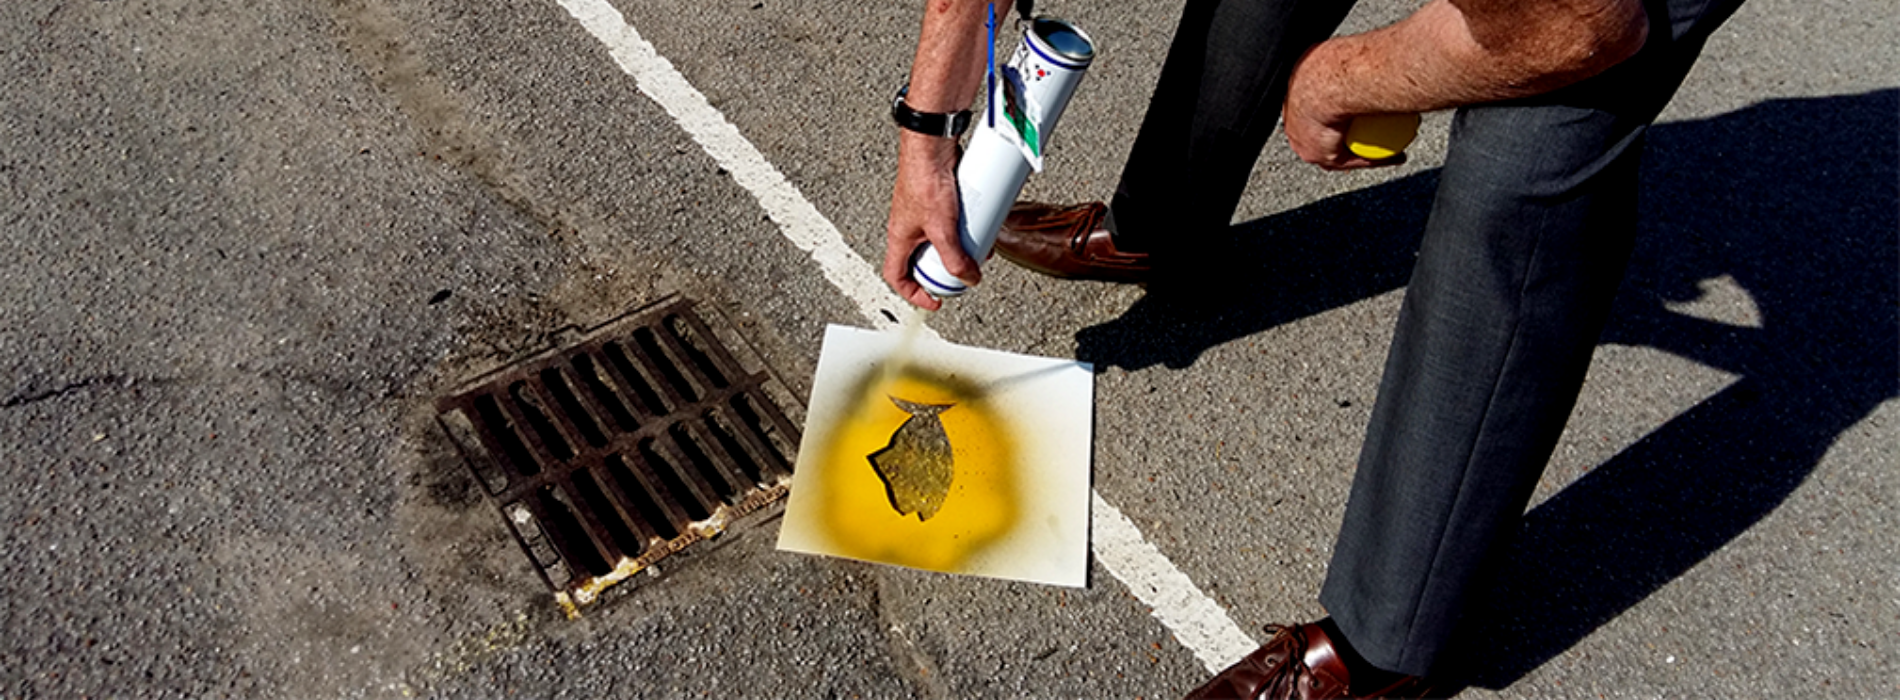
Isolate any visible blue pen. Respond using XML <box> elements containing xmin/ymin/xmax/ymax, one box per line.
<box><xmin>985</xmin><ymin>3</ymin><xmax>996</xmax><ymax>129</ymax></box>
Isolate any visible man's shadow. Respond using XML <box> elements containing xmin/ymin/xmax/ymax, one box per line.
<box><xmin>1073</xmin><ymin>89</ymin><xmax>1898</xmax><ymax>687</ymax></box>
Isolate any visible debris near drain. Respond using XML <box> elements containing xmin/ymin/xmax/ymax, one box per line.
<box><xmin>436</xmin><ymin>297</ymin><xmax>801</xmax><ymax>617</ymax></box>
<box><xmin>554</xmin><ymin>480</ymin><xmax>788</xmax><ymax>614</ymax></box>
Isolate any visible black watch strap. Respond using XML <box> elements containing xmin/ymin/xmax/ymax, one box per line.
<box><xmin>891</xmin><ymin>85</ymin><xmax>972</xmax><ymax>139</ymax></box>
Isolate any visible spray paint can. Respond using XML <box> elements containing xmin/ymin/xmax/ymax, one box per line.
<box><xmin>910</xmin><ymin>17</ymin><xmax>1096</xmax><ymax>299</ymax></box>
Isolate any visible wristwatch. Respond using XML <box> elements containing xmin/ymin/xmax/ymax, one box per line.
<box><xmin>891</xmin><ymin>84</ymin><xmax>972</xmax><ymax>139</ymax></box>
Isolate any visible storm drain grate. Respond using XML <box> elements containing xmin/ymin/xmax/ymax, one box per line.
<box><xmin>435</xmin><ymin>297</ymin><xmax>800</xmax><ymax>616</ymax></box>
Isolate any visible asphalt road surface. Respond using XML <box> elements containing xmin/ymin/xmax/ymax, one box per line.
<box><xmin>2</xmin><ymin>0</ymin><xmax>1894</xmax><ymax>697</ymax></box>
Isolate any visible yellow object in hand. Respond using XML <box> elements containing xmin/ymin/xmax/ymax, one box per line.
<box><xmin>1346</xmin><ymin>113</ymin><xmax>1421</xmax><ymax>160</ymax></box>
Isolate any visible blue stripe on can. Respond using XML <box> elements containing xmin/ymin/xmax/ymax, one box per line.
<box><xmin>912</xmin><ymin>264</ymin><xmax>967</xmax><ymax>295</ymax></box>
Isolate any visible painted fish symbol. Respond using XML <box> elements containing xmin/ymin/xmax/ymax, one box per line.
<box><xmin>867</xmin><ymin>397</ymin><xmax>956</xmax><ymax>521</ymax></box>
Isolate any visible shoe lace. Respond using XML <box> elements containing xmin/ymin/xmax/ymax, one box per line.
<box><xmin>1254</xmin><ymin>624</ymin><xmax>1311</xmax><ymax>700</ymax></box>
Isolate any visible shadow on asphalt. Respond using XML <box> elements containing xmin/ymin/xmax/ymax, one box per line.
<box><xmin>1073</xmin><ymin>89</ymin><xmax>1899</xmax><ymax>687</ymax></box>
<box><xmin>1071</xmin><ymin>172</ymin><xmax>1437</xmax><ymax>373</ymax></box>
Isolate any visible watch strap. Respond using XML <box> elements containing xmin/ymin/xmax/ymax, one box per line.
<box><xmin>891</xmin><ymin>85</ymin><xmax>972</xmax><ymax>139</ymax></box>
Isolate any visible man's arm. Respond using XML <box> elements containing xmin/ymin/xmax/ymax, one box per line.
<box><xmin>885</xmin><ymin>0</ymin><xmax>1007</xmax><ymax>310</ymax></box>
<box><xmin>1285</xmin><ymin>0</ymin><xmax>1650</xmax><ymax>169</ymax></box>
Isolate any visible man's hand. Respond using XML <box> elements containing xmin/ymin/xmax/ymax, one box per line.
<box><xmin>1284</xmin><ymin>45</ymin><xmax>1406</xmax><ymax>171</ymax></box>
<box><xmin>884</xmin><ymin>131</ymin><xmax>978</xmax><ymax>311</ymax></box>
<box><xmin>882</xmin><ymin>0</ymin><xmax>1003</xmax><ymax>309</ymax></box>
<box><xmin>1281</xmin><ymin>0</ymin><xmax>1648</xmax><ymax>169</ymax></box>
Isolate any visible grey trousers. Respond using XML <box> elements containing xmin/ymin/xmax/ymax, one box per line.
<box><xmin>1108</xmin><ymin>0</ymin><xmax>1747</xmax><ymax>676</ymax></box>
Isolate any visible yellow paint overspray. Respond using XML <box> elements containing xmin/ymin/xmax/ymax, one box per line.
<box><xmin>878</xmin><ymin>306</ymin><xmax>933</xmax><ymax>386</ymax></box>
<box><xmin>811</xmin><ymin>309</ymin><xmax>1021</xmax><ymax>573</ymax></box>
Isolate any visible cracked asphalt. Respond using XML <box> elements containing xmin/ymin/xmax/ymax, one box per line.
<box><xmin>2</xmin><ymin>0</ymin><xmax>1894</xmax><ymax>697</ymax></box>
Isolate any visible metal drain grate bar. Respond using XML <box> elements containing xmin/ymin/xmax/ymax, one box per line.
<box><xmin>436</xmin><ymin>297</ymin><xmax>799</xmax><ymax>615</ymax></box>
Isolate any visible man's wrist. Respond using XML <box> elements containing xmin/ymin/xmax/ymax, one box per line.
<box><xmin>898</xmin><ymin>130</ymin><xmax>960</xmax><ymax>169</ymax></box>
<box><xmin>892</xmin><ymin>84</ymin><xmax>973</xmax><ymax>139</ymax></box>
<box><xmin>1292</xmin><ymin>37</ymin><xmax>1380</xmax><ymax>120</ymax></box>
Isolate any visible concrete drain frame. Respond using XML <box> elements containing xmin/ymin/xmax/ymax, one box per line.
<box><xmin>435</xmin><ymin>296</ymin><xmax>801</xmax><ymax>617</ymax></box>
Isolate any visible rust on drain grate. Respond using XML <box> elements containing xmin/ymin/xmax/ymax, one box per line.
<box><xmin>435</xmin><ymin>297</ymin><xmax>800</xmax><ymax>617</ymax></box>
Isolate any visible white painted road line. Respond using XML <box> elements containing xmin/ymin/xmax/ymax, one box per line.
<box><xmin>1091</xmin><ymin>492</ymin><xmax>1261</xmax><ymax>672</ymax></box>
<box><xmin>552</xmin><ymin>0</ymin><xmax>1260</xmax><ymax>674</ymax></box>
<box><xmin>552</xmin><ymin>0</ymin><xmax>902</xmax><ymax>331</ymax></box>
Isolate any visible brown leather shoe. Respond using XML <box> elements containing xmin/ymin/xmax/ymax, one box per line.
<box><xmin>1183</xmin><ymin>623</ymin><xmax>1443</xmax><ymax>699</ymax></box>
<box><xmin>993</xmin><ymin>201</ymin><xmax>1153</xmax><ymax>282</ymax></box>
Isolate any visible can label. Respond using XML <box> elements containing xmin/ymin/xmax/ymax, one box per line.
<box><xmin>997</xmin><ymin>67</ymin><xmax>1044</xmax><ymax>170</ymax></box>
<box><xmin>991</xmin><ymin>25</ymin><xmax>1083</xmax><ymax>173</ymax></box>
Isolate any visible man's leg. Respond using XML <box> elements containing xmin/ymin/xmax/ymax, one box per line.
<box><xmin>1105</xmin><ymin>0</ymin><xmax>1358</xmax><ymax>250</ymax></box>
<box><xmin>990</xmin><ymin>0</ymin><xmax>1354</xmax><ymax>281</ymax></box>
<box><xmin>1318</xmin><ymin>0</ymin><xmax>1748</xmax><ymax>678</ymax></box>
